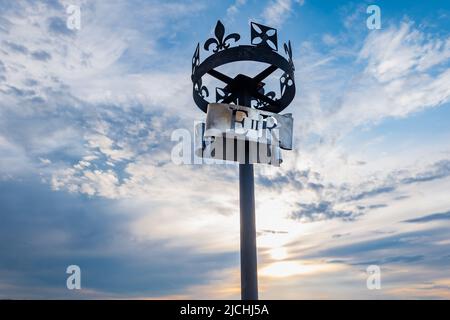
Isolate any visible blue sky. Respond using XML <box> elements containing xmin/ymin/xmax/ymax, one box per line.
<box><xmin>1</xmin><ymin>0</ymin><xmax>450</xmax><ymax>299</ymax></box>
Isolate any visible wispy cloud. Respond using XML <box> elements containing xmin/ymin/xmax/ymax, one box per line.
<box><xmin>261</xmin><ymin>0</ymin><xmax>304</xmax><ymax>27</ymax></box>
<box><xmin>403</xmin><ymin>210</ymin><xmax>450</xmax><ymax>223</ymax></box>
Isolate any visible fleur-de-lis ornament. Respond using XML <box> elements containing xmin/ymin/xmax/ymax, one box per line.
<box><xmin>204</xmin><ymin>20</ymin><xmax>241</xmax><ymax>52</ymax></box>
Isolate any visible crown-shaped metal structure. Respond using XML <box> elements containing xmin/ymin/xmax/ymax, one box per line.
<box><xmin>191</xmin><ymin>20</ymin><xmax>296</xmax><ymax>114</ymax></box>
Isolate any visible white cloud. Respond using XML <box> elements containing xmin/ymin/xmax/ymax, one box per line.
<box><xmin>226</xmin><ymin>0</ymin><xmax>247</xmax><ymax>22</ymax></box>
<box><xmin>360</xmin><ymin>23</ymin><xmax>450</xmax><ymax>81</ymax></box>
<box><xmin>322</xmin><ymin>33</ymin><xmax>338</xmax><ymax>46</ymax></box>
<box><xmin>261</xmin><ymin>0</ymin><xmax>304</xmax><ymax>27</ymax></box>
<box><xmin>0</xmin><ymin>0</ymin><xmax>202</xmax><ymax>114</ymax></box>
<box><xmin>344</xmin><ymin>22</ymin><xmax>450</xmax><ymax>123</ymax></box>
<box><xmin>291</xmin><ymin>22</ymin><xmax>450</xmax><ymax>146</ymax></box>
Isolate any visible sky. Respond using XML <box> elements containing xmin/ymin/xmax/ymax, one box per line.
<box><xmin>1</xmin><ymin>0</ymin><xmax>450</xmax><ymax>299</ymax></box>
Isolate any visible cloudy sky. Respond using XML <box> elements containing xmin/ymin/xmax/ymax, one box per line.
<box><xmin>1</xmin><ymin>0</ymin><xmax>450</xmax><ymax>299</ymax></box>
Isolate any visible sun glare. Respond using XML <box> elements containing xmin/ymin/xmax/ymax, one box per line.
<box><xmin>260</xmin><ymin>261</ymin><xmax>332</xmax><ymax>278</ymax></box>
<box><xmin>269</xmin><ymin>247</ymin><xmax>288</xmax><ymax>260</ymax></box>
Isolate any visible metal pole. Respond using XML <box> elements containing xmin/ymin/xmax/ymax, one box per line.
<box><xmin>239</xmin><ymin>93</ymin><xmax>258</xmax><ymax>300</ymax></box>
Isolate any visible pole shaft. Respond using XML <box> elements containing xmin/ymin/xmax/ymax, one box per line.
<box><xmin>238</xmin><ymin>92</ymin><xmax>258</xmax><ymax>300</ymax></box>
<box><xmin>239</xmin><ymin>163</ymin><xmax>258</xmax><ymax>300</ymax></box>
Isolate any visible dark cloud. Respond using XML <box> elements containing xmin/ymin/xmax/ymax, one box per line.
<box><xmin>307</xmin><ymin>182</ymin><xmax>324</xmax><ymax>192</ymax></box>
<box><xmin>287</xmin><ymin>227</ymin><xmax>450</xmax><ymax>284</ymax></box>
<box><xmin>418</xmin><ymin>283</ymin><xmax>450</xmax><ymax>291</ymax></box>
<box><xmin>257</xmin><ymin>169</ymin><xmax>310</xmax><ymax>190</ymax></box>
<box><xmin>6</xmin><ymin>85</ymin><xmax>35</xmax><ymax>97</ymax></box>
<box><xmin>394</xmin><ymin>195</ymin><xmax>410</xmax><ymax>201</ymax></box>
<box><xmin>372</xmin><ymin>229</ymin><xmax>396</xmax><ymax>235</ymax></box>
<box><xmin>0</xmin><ymin>60</ymin><xmax>5</xmax><ymax>82</ymax></box>
<box><xmin>278</xmin><ymin>157</ymin><xmax>450</xmax><ymax>224</ymax></box>
<box><xmin>257</xmin><ymin>169</ymin><xmax>327</xmax><ymax>193</ymax></box>
<box><xmin>31</xmin><ymin>50</ymin><xmax>52</xmax><ymax>61</ymax></box>
<box><xmin>350</xmin><ymin>255</ymin><xmax>425</xmax><ymax>266</ymax></box>
<box><xmin>348</xmin><ymin>186</ymin><xmax>396</xmax><ymax>201</ymax></box>
<box><xmin>2</xmin><ymin>40</ymin><xmax>28</xmax><ymax>54</ymax></box>
<box><xmin>332</xmin><ymin>233</ymin><xmax>351</xmax><ymax>239</ymax></box>
<box><xmin>0</xmin><ymin>15</ymin><xmax>12</xmax><ymax>33</ymax></box>
<box><xmin>356</xmin><ymin>204</ymin><xmax>387</xmax><ymax>210</ymax></box>
<box><xmin>29</xmin><ymin>96</ymin><xmax>46</xmax><ymax>104</ymax></box>
<box><xmin>42</xmin><ymin>0</ymin><xmax>64</xmax><ymax>10</ymax></box>
<box><xmin>47</xmin><ymin>16</ymin><xmax>74</xmax><ymax>36</ymax></box>
<box><xmin>258</xmin><ymin>229</ymin><xmax>288</xmax><ymax>236</ymax></box>
<box><xmin>291</xmin><ymin>201</ymin><xmax>360</xmax><ymax>222</ymax></box>
<box><xmin>401</xmin><ymin>160</ymin><xmax>450</xmax><ymax>184</ymax></box>
<box><xmin>403</xmin><ymin>210</ymin><xmax>450</xmax><ymax>223</ymax></box>
<box><xmin>23</xmin><ymin>78</ymin><xmax>39</xmax><ymax>86</ymax></box>
<box><xmin>0</xmin><ymin>178</ymin><xmax>237</xmax><ymax>298</ymax></box>
<box><xmin>310</xmin><ymin>229</ymin><xmax>450</xmax><ymax>260</ymax></box>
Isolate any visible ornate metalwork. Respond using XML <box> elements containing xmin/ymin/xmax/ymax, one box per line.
<box><xmin>194</xmin><ymin>78</ymin><xmax>209</xmax><ymax>98</ymax></box>
<box><xmin>284</xmin><ymin>41</ymin><xmax>294</xmax><ymax>70</ymax></box>
<box><xmin>280</xmin><ymin>72</ymin><xmax>293</xmax><ymax>95</ymax></box>
<box><xmin>216</xmin><ymin>87</ymin><xmax>236</xmax><ymax>104</ymax></box>
<box><xmin>191</xmin><ymin>20</ymin><xmax>296</xmax><ymax>114</ymax></box>
<box><xmin>192</xmin><ymin>43</ymin><xmax>200</xmax><ymax>75</ymax></box>
<box><xmin>250</xmin><ymin>22</ymin><xmax>278</xmax><ymax>51</ymax></box>
<box><xmin>254</xmin><ymin>88</ymin><xmax>276</xmax><ymax>108</ymax></box>
<box><xmin>204</xmin><ymin>20</ymin><xmax>241</xmax><ymax>52</ymax></box>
